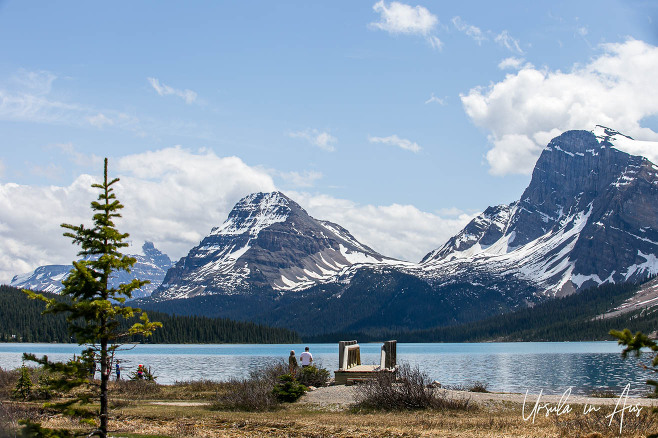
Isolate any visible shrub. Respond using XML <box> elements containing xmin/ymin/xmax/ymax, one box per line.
<box><xmin>589</xmin><ymin>388</ymin><xmax>617</xmax><ymax>398</ymax></box>
<box><xmin>465</xmin><ymin>381</ymin><xmax>489</xmax><ymax>393</ymax></box>
<box><xmin>169</xmin><ymin>380</ymin><xmax>225</xmax><ymax>400</ymax></box>
<box><xmin>0</xmin><ymin>401</ymin><xmax>43</xmax><ymax>437</ymax></box>
<box><xmin>297</xmin><ymin>365</ymin><xmax>331</xmax><ymax>388</ymax></box>
<box><xmin>212</xmin><ymin>361</ymin><xmax>287</xmax><ymax>412</ymax></box>
<box><xmin>213</xmin><ymin>377</ymin><xmax>278</xmax><ymax>411</ymax></box>
<box><xmin>353</xmin><ymin>363</ymin><xmax>472</xmax><ymax>412</ymax></box>
<box><xmin>12</xmin><ymin>365</ymin><xmax>33</xmax><ymax>400</ymax></box>
<box><xmin>129</xmin><ymin>365</ymin><xmax>157</xmax><ymax>382</ymax></box>
<box><xmin>272</xmin><ymin>374</ymin><xmax>307</xmax><ymax>402</ymax></box>
<box><xmin>110</xmin><ymin>378</ymin><xmax>162</xmax><ymax>399</ymax></box>
<box><xmin>0</xmin><ymin>367</ymin><xmax>20</xmax><ymax>400</ymax></box>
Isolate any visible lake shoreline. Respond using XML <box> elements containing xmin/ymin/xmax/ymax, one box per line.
<box><xmin>1</xmin><ymin>341</ymin><xmax>649</xmax><ymax>395</ymax></box>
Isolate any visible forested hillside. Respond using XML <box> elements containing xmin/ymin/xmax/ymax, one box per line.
<box><xmin>0</xmin><ymin>285</ymin><xmax>300</xmax><ymax>344</ymax></box>
<box><xmin>306</xmin><ymin>281</ymin><xmax>658</xmax><ymax>343</ymax></box>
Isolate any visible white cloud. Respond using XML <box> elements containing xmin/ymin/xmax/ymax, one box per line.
<box><xmin>460</xmin><ymin>39</ymin><xmax>658</xmax><ymax>175</ymax></box>
<box><xmin>30</xmin><ymin>163</ymin><xmax>64</xmax><ymax>180</ymax></box>
<box><xmin>290</xmin><ymin>192</ymin><xmax>473</xmax><ymax>263</ymax></box>
<box><xmin>87</xmin><ymin>112</ymin><xmax>114</xmax><ymax>128</ymax></box>
<box><xmin>0</xmin><ymin>147</ymin><xmax>276</xmax><ymax>283</ymax></box>
<box><xmin>11</xmin><ymin>70</ymin><xmax>56</xmax><ymax>95</ymax></box>
<box><xmin>0</xmin><ymin>146</ymin><xmax>472</xmax><ymax>282</ymax></box>
<box><xmin>0</xmin><ymin>77</ymin><xmax>85</xmax><ymax>126</ymax></box>
<box><xmin>278</xmin><ymin>170</ymin><xmax>323</xmax><ymax>188</ymax></box>
<box><xmin>424</xmin><ymin>93</ymin><xmax>446</xmax><ymax>105</ymax></box>
<box><xmin>0</xmin><ymin>69</ymin><xmax>208</xmax><ymax>140</ymax></box>
<box><xmin>451</xmin><ymin>17</ymin><xmax>522</xmax><ymax>54</ymax></box>
<box><xmin>370</xmin><ymin>1</ymin><xmax>442</xmax><ymax>50</ymax></box>
<box><xmin>497</xmin><ymin>57</ymin><xmax>527</xmax><ymax>70</ymax></box>
<box><xmin>369</xmin><ymin>134</ymin><xmax>421</xmax><ymax>153</ymax></box>
<box><xmin>451</xmin><ymin>16</ymin><xmax>487</xmax><ymax>44</ymax></box>
<box><xmin>0</xmin><ymin>159</ymin><xmax>5</xmax><ymax>179</ymax></box>
<box><xmin>494</xmin><ymin>30</ymin><xmax>523</xmax><ymax>54</ymax></box>
<box><xmin>147</xmin><ymin>77</ymin><xmax>197</xmax><ymax>104</ymax></box>
<box><xmin>0</xmin><ymin>70</ymin><xmax>143</xmax><ymax>134</ymax></box>
<box><xmin>427</xmin><ymin>35</ymin><xmax>443</xmax><ymax>50</ymax></box>
<box><xmin>50</xmin><ymin>143</ymin><xmax>103</xmax><ymax>168</ymax></box>
<box><xmin>288</xmin><ymin>129</ymin><xmax>337</xmax><ymax>151</ymax></box>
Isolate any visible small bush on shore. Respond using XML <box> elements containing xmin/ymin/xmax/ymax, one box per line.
<box><xmin>0</xmin><ymin>367</ymin><xmax>20</xmax><ymax>399</ymax></box>
<box><xmin>111</xmin><ymin>378</ymin><xmax>162</xmax><ymax>399</ymax></box>
<box><xmin>11</xmin><ymin>365</ymin><xmax>33</xmax><ymax>400</ymax></box>
<box><xmin>212</xmin><ymin>361</ymin><xmax>288</xmax><ymax>411</ymax></box>
<box><xmin>0</xmin><ymin>401</ymin><xmax>44</xmax><ymax>437</ymax></box>
<box><xmin>297</xmin><ymin>365</ymin><xmax>331</xmax><ymax>387</ymax></box>
<box><xmin>272</xmin><ymin>374</ymin><xmax>307</xmax><ymax>402</ymax></box>
<box><xmin>466</xmin><ymin>381</ymin><xmax>489</xmax><ymax>393</ymax></box>
<box><xmin>589</xmin><ymin>388</ymin><xmax>617</xmax><ymax>398</ymax></box>
<box><xmin>352</xmin><ymin>363</ymin><xmax>473</xmax><ymax>412</ymax></box>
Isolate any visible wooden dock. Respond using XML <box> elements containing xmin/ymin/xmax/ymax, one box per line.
<box><xmin>333</xmin><ymin>340</ymin><xmax>397</xmax><ymax>385</ymax></box>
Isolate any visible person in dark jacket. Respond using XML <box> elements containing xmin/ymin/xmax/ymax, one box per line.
<box><xmin>288</xmin><ymin>350</ymin><xmax>298</xmax><ymax>375</ymax></box>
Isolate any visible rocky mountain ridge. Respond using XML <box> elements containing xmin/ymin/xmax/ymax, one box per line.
<box><xmin>152</xmin><ymin>191</ymin><xmax>406</xmax><ymax>300</ymax></box>
<box><xmin>9</xmin><ymin>127</ymin><xmax>658</xmax><ymax>334</ymax></box>
<box><xmin>415</xmin><ymin>127</ymin><xmax>658</xmax><ymax>297</ymax></box>
<box><xmin>10</xmin><ymin>241</ymin><xmax>173</xmax><ymax>300</ymax></box>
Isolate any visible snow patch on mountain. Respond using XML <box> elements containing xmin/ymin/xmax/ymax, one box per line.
<box><xmin>210</xmin><ymin>192</ymin><xmax>290</xmax><ymax>237</ymax></box>
<box><xmin>152</xmin><ymin>191</ymin><xmax>411</xmax><ymax>299</ymax></box>
<box><xmin>417</xmin><ymin>127</ymin><xmax>658</xmax><ymax>297</ymax></box>
<box><xmin>594</xmin><ymin>125</ymin><xmax>658</xmax><ymax>164</ymax></box>
<box><xmin>10</xmin><ymin>241</ymin><xmax>173</xmax><ymax>299</ymax></box>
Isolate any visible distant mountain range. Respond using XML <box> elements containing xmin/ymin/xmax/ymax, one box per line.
<box><xmin>9</xmin><ymin>127</ymin><xmax>658</xmax><ymax>335</ymax></box>
<box><xmin>11</xmin><ymin>241</ymin><xmax>172</xmax><ymax>300</ymax></box>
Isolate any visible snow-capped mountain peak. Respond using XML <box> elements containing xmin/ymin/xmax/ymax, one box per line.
<box><xmin>152</xmin><ymin>191</ymin><xmax>403</xmax><ymax>299</ymax></box>
<box><xmin>210</xmin><ymin>191</ymin><xmax>292</xmax><ymax>237</ymax></box>
<box><xmin>417</xmin><ymin>127</ymin><xmax>658</xmax><ymax>297</ymax></box>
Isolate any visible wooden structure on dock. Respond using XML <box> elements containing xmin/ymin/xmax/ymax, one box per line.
<box><xmin>334</xmin><ymin>340</ymin><xmax>397</xmax><ymax>385</ymax></box>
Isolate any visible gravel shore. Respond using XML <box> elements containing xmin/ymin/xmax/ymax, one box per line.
<box><xmin>300</xmin><ymin>385</ymin><xmax>658</xmax><ymax>410</ymax></box>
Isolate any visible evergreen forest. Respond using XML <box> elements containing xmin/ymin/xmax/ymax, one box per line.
<box><xmin>4</xmin><ymin>280</ymin><xmax>657</xmax><ymax>344</ymax></box>
<box><xmin>305</xmin><ymin>280</ymin><xmax>658</xmax><ymax>343</ymax></box>
<box><xmin>0</xmin><ymin>285</ymin><xmax>300</xmax><ymax>344</ymax></box>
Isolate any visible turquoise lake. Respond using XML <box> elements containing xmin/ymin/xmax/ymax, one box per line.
<box><xmin>0</xmin><ymin>342</ymin><xmax>653</xmax><ymax>396</ymax></box>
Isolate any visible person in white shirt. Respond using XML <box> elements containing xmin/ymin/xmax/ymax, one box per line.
<box><xmin>299</xmin><ymin>346</ymin><xmax>313</xmax><ymax>367</ymax></box>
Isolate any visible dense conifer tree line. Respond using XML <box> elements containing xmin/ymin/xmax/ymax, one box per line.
<box><xmin>0</xmin><ymin>285</ymin><xmax>300</xmax><ymax>344</ymax></box>
<box><xmin>306</xmin><ymin>281</ymin><xmax>658</xmax><ymax>343</ymax></box>
<box><xmin>6</xmin><ymin>280</ymin><xmax>656</xmax><ymax>345</ymax></box>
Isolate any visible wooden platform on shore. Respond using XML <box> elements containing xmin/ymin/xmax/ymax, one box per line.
<box><xmin>334</xmin><ymin>365</ymin><xmax>395</xmax><ymax>385</ymax></box>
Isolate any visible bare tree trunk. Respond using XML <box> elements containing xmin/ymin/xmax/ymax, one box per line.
<box><xmin>99</xmin><ymin>336</ymin><xmax>108</xmax><ymax>438</ymax></box>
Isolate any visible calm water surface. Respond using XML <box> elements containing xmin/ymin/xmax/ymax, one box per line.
<box><xmin>0</xmin><ymin>342</ymin><xmax>652</xmax><ymax>395</ymax></box>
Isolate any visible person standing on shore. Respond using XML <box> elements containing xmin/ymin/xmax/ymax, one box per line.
<box><xmin>115</xmin><ymin>362</ymin><xmax>121</xmax><ymax>380</ymax></box>
<box><xmin>299</xmin><ymin>347</ymin><xmax>313</xmax><ymax>368</ymax></box>
<box><xmin>288</xmin><ymin>350</ymin><xmax>298</xmax><ymax>376</ymax></box>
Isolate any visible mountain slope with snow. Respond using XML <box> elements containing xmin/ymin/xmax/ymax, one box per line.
<box><xmin>152</xmin><ymin>191</ymin><xmax>406</xmax><ymax>300</ymax></box>
<box><xmin>10</xmin><ymin>241</ymin><xmax>173</xmax><ymax>299</ymax></box>
<box><xmin>137</xmin><ymin>127</ymin><xmax>658</xmax><ymax>334</ymax></box>
<box><xmin>418</xmin><ymin>127</ymin><xmax>658</xmax><ymax>297</ymax></box>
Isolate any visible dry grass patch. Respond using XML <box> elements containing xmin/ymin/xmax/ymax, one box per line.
<box><xmin>12</xmin><ymin>397</ymin><xmax>654</xmax><ymax>437</ymax></box>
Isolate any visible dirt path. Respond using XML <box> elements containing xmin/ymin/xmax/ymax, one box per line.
<box><xmin>300</xmin><ymin>385</ymin><xmax>658</xmax><ymax>409</ymax></box>
<box><xmin>143</xmin><ymin>385</ymin><xmax>658</xmax><ymax>410</ymax></box>
<box><xmin>148</xmin><ymin>401</ymin><xmax>211</xmax><ymax>406</ymax></box>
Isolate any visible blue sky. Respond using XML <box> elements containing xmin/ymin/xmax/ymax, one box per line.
<box><xmin>0</xmin><ymin>1</ymin><xmax>657</xmax><ymax>281</ymax></box>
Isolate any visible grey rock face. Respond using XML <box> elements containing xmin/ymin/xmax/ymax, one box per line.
<box><xmin>152</xmin><ymin>191</ymin><xmax>400</xmax><ymax>300</ymax></box>
<box><xmin>420</xmin><ymin>127</ymin><xmax>658</xmax><ymax>296</ymax></box>
<box><xmin>10</xmin><ymin>241</ymin><xmax>173</xmax><ymax>299</ymax></box>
